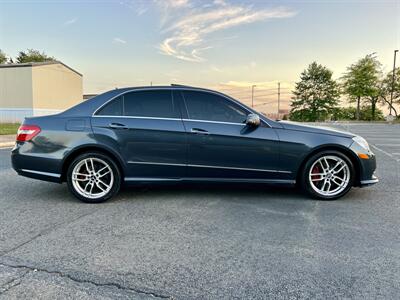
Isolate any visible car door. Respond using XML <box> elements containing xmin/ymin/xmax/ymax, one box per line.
<box><xmin>178</xmin><ymin>90</ymin><xmax>282</xmax><ymax>180</ymax></box>
<box><xmin>91</xmin><ymin>89</ymin><xmax>187</xmax><ymax>179</ymax></box>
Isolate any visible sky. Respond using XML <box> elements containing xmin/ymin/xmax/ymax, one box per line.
<box><xmin>0</xmin><ymin>0</ymin><xmax>399</xmax><ymax>112</ymax></box>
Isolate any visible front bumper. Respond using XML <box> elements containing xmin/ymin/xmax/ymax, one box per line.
<box><xmin>360</xmin><ymin>174</ymin><xmax>379</xmax><ymax>186</ymax></box>
<box><xmin>349</xmin><ymin>141</ymin><xmax>378</xmax><ymax>187</ymax></box>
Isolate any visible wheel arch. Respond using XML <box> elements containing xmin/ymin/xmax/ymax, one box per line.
<box><xmin>296</xmin><ymin>145</ymin><xmax>361</xmax><ymax>186</ymax></box>
<box><xmin>61</xmin><ymin>144</ymin><xmax>125</xmax><ymax>182</ymax></box>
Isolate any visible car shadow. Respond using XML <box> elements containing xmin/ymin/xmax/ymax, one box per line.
<box><xmin>115</xmin><ymin>182</ymin><xmax>310</xmax><ymax>204</ymax></box>
<box><xmin>13</xmin><ymin>176</ymin><xmax>357</xmax><ymax>205</ymax></box>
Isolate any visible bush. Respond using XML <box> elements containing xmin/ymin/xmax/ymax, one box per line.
<box><xmin>291</xmin><ymin>106</ymin><xmax>385</xmax><ymax>122</ymax></box>
<box><xmin>359</xmin><ymin>105</ymin><xmax>385</xmax><ymax>121</ymax></box>
<box><xmin>331</xmin><ymin>107</ymin><xmax>356</xmax><ymax>120</ymax></box>
<box><xmin>289</xmin><ymin>109</ymin><xmax>329</xmax><ymax>122</ymax></box>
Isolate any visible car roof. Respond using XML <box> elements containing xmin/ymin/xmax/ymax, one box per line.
<box><xmin>99</xmin><ymin>85</ymin><xmax>219</xmax><ymax>94</ymax></box>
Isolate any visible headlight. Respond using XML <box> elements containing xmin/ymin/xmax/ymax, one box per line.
<box><xmin>352</xmin><ymin>136</ymin><xmax>370</xmax><ymax>151</ymax></box>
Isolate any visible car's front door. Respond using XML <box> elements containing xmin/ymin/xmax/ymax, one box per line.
<box><xmin>177</xmin><ymin>90</ymin><xmax>282</xmax><ymax>180</ymax></box>
<box><xmin>91</xmin><ymin>89</ymin><xmax>187</xmax><ymax>179</ymax></box>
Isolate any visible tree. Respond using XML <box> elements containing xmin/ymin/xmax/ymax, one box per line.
<box><xmin>0</xmin><ymin>49</ymin><xmax>7</xmax><ymax>64</ymax></box>
<box><xmin>341</xmin><ymin>54</ymin><xmax>381</xmax><ymax>120</ymax></box>
<box><xmin>379</xmin><ymin>67</ymin><xmax>400</xmax><ymax>117</ymax></box>
<box><xmin>290</xmin><ymin>62</ymin><xmax>340</xmax><ymax>122</ymax></box>
<box><xmin>15</xmin><ymin>49</ymin><xmax>55</xmax><ymax>63</ymax></box>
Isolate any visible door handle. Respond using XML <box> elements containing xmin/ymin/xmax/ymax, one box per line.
<box><xmin>191</xmin><ymin>128</ymin><xmax>209</xmax><ymax>135</ymax></box>
<box><xmin>109</xmin><ymin>123</ymin><xmax>128</xmax><ymax>129</ymax></box>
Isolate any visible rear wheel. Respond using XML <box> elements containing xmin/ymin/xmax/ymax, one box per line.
<box><xmin>301</xmin><ymin>150</ymin><xmax>354</xmax><ymax>200</ymax></box>
<box><xmin>66</xmin><ymin>152</ymin><xmax>121</xmax><ymax>203</ymax></box>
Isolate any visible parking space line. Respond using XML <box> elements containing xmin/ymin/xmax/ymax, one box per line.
<box><xmin>371</xmin><ymin>145</ymin><xmax>400</xmax><ymax>162</ymax></box>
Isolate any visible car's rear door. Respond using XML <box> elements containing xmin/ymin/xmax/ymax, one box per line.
<box><xmin>91</xmin><ymin>89</ymin><xmax>187</xmax><ymax>179</ymax></box>
<box><xmin>177</xmin><ymin>90</ymin><xmax>282</xmax><ymax>180</ymax></box>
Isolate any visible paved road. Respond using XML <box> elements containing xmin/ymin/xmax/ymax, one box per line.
<box><xmin>0</xmin><ymin>123</ymin><xmax>399</xmax><ymax>299</ymax></box>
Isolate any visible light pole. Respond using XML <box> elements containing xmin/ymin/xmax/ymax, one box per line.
<box><xmin>277</xmin><ymin>82</ymin><xmax>281</xmax><ymax>118</ymax></box>
<box><xmin>251</xmin><ymin>85</ymin><xmax>256</xmax><ymax>108</ymax></box>
<box><xmin>389</xmin><ymin>49</ymin><xmax>399</xmax><ymax>115</ymax></box>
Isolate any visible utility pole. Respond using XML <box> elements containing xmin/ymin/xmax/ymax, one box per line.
<box><xmin>277</xmin><ymin>82</ymin><xmax>281</xmax><ymax>119</ymax></box>
<box><xmin>251</xmin><ymin>85</ymin><xmax>256</xmax><ymax>108</ymax></box>
<box><xmin>389</xmin><ymin>50</ymin><xmax>399</xmax><ymax>115</ymax></box>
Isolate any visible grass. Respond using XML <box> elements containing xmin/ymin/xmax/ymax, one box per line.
<box><xmin>0</xmin><ymin>123</ymin><xmax>20</xmax><ymax>135</ymax></box>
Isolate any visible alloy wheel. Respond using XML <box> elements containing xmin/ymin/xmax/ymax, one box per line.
<box><xmin>309</xmin><ymin>155</ymin><xmax>350</xmax><ymax>197</ymax></box>
<box><xmin>71</xmin><ymin>157</ymin><xmax>114</xmax><ymax>199</ymax></box>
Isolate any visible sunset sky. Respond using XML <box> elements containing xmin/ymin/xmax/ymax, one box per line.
<box><xmin>1</xmin><ymin>0</ymin><xmax>399</xmax><ymax>112</ymax></box>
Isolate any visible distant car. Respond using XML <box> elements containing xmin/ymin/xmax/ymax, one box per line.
<box><xmin>11</xmin><ymin>86</ymin><xmax>378</xmax><ymax>203</ymax></box>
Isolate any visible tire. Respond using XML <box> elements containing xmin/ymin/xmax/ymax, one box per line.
<box><xmin>300</xmin><ymin>150</ymin><xmax>355</xmax><ymax>200</ymax></box>
<box><xmin>66</xmin><ymin>152</ymin><xmax>121</xmax><ymax>203</ymax></box>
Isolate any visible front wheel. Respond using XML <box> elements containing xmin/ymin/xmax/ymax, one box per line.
<box><xmin>301</xmin><ymin>151</ymin><xmax>355</xmax><ymax>200</ymax></box>
<box><xmin>67</xmin><ymin>152</ymin><xmax>121</xmax><ymax>203</ymax></box>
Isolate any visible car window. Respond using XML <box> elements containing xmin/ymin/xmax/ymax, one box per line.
<box><xmin>96</xmin><ymin>96</ymin><xmax>123</xmax><ymax>116</ymax></box>
<box><xmin>123</xmin><ymin>90</ymin><xmax>178</xmax><ymax>118</ymax></box>
<box><xmin>182</xmin><ymin>91</ymin><xmax>247</xmax><ymax>123</ymax></box>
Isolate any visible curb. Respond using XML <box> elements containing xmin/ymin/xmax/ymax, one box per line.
<box><xmin>0</xmin><ymin>142</ymin><xmax>15</xmax><ymax>148</ymax></box>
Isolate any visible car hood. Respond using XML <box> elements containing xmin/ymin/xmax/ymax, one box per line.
<box><xmin>278</xmin><ymin>121</ymin><xmax>355</xmax><ymax>138</ymax></box>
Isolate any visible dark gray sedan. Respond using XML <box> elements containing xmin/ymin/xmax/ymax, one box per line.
<box><xmin>11</xmin><ymin>86</ymin><xmax>378</xmax><ymax>203</ymax></box>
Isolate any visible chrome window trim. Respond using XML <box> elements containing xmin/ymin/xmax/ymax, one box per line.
<box><xmin>127</xmin><ymin>160</ymin><xmax>291</xmax><ymax>174</ymax></box>
<box><xmin>182</xmin><ymin>119</ymin><xmax>245</xmax><ymax>126</ymax></box>
<box><xmin>92</xmin><ymin>115</ymin><xmax>181</xmax><ymax>121</ymax></box>
<box><xmin>91</xmin><ymin>87</ymin><xmax>273</xmax><ymax>127</ymax></box>
<box><xmin>92</xmin><ymin>115</ymin><xmax>245</xmax><ymax>126</ymax></box>
<box><xmin>21</xmin><ymin>169</ymin><xmax>61</xmax><ymax>178</ymax></box>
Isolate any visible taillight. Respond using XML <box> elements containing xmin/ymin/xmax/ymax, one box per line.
<box><xmin>16</xmin><ymin>125</ymin><xmax>41</xmax><ymax>142</ymax></box>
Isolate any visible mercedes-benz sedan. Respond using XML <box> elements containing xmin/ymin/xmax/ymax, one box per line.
<box><xmin>11</xmin><ymin>86</ymin><xmax>378</xmax><ymax>203</ymax></box>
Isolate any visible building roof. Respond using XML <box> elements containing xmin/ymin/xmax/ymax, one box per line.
<box><xmin>0</xmin><ymin>61</ymin><xmax>82</xmax><ymax>76</ymax></box>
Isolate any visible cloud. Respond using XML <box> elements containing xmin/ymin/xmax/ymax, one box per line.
<box><xmin>210</xmin><ymin>65</ymin><xmax>223</xmax><ymax>72</ymax></box>
<box><xmin>113</xmin><ymin>37</ymin><xmax>127</xmax><ymax>44</ymax></box>
<box><xmin>63</xmin><ymin>18</ymin><xmax>77</xmax><ymax>26</ymax></box>
<box><xmin>157</xmin><ymin>1</ymin><xmax>297</xmax><ymax>62</ymax></box>
<box><xmin>213</xmin><ymin>0</ymin><xmax>227</xmax><ymax>6</ymax></box>
<box><xmin>135</xmin><ymin>6</ymin><xmax>148</xmax><ymax>15</ymax></box>
<box><xmin>156</xmin><ymin>0</ymin><xmax>189</xmax><ymax>8</ymax></box>
<box><xmin>120</xmin><ymin>0</ymin><xmax>149</xmax><ymax>16</ymax></box>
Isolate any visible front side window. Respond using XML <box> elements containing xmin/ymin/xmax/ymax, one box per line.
<box><xmin>182</xmin><ymin>91</ymin><xmax>247</xmax><ymax>123</ymax></box>
<box><xmin>123</xmin><ymin>90</ymin><xmax>178</xmax><ymax>118</ymax></box>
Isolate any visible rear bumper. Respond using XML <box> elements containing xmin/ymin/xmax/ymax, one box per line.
<box><xmin>14</xmin><ymin>168</ymin><xmax>62</xmax><ymax>183</ymax></box>
<box><xmin>11</xmin><ymin>142</ymin><xmax>63</xmax><ymax>183</ymax></box>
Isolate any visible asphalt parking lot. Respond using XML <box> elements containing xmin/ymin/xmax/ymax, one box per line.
<box><xmin>0</xmin><ymin>123</ymin><xmax>399</xmax><ymax>299</ymax></box>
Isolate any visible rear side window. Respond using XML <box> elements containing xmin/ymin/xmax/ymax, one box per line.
<box><xmin>96</xmin><ymin>96</ymin><xmax>123</xmax><ymax>116</ymax></box>
<box><xmin>182</xmin><ymin>91</ymin><xmax>247</xmax><ymax>123</ymax></box>
<box><xmin>124</xmin><ymin>90</ymin><xmax>178</xmax><ymax>118</ymax></box>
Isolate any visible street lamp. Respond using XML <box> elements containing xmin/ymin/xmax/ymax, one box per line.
<box><xmin>251</xmin><ymin>85</ymin><xmax>256</xmax><ymax>108</ymax></box>
<box><xmin>389</xmin><ymin>49</ymin><xmax>399</xmax><ymax>115</ymax></box>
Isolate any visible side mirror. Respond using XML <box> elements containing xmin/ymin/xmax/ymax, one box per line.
<box><xmin>245</xmin><ymin>113</ymin><xmax>260</xmax><ymax>127</ymax></box>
